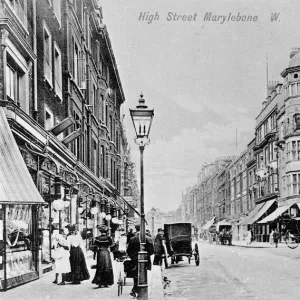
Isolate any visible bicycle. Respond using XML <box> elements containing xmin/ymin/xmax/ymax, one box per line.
<box><xmin>284</xmin><ymin>217</ymin><xmax>300</xmax><ymax>249</ymax></box>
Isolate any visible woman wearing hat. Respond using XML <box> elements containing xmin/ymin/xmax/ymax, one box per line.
<box><xmin>91</xmin><ymin>225</ymin><xmax>114</xmax><ymax>288</ymax></box>
<box><xmin>65</xmin><ymin>225</ymin><xmax>90</xmax><ymax>284</ymax></box>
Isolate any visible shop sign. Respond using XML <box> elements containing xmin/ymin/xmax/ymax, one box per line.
<box><xmin>40</xmin><ymin>159</ymin><xmax>57</xmax><ymax>175</ymax></box>
<box><xmin>60</xmin><ymin>169</ymin><xmax>77</xmax><ymax>185</ymax></box>
<box><xmin>19</xmin><ymin>149</ymin><xmax>37</xmax><ymax>171</ymax></box>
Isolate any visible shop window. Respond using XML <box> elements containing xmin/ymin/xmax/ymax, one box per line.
<box><xmin>4</xmin><ymin>205</ymin><xmax>37</xmax><ymax>283</ymax></box>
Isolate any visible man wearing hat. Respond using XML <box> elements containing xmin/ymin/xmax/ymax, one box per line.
<box><xmin>153</xmin><ymin>228</ymin><xmax>165</xmax><ymax>266</ymax></box>
<box><xmin>126</xmin><ymin>223</ymin><xmax>154</xmax><ymax>298</ymax></box>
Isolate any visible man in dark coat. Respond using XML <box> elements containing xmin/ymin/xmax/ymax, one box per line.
<box><xmin>127</xmin><ymin>224</ymin><xmax>154</xmax><ymax>298</ymax></box>
<box><xmin>126</xmin><ymin>228</ymin><xmax>135</xmax><ymax>244</ymax></box>
<box><xmin>153</xmin><ymin>228</ymin><xmax>165</xmax><ymax>265</ymax></box>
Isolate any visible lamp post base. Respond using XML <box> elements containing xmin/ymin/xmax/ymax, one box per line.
<box><xmin>137</xmin><ymin>245</ymin><xmax>148</xmax><ymax>300</ymax></box>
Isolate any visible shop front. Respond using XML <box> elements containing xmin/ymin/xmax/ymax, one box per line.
<box><xmin>0</xmin><ymin>107</ymin><xmax>45</xmax><ymax>291</ymax></box>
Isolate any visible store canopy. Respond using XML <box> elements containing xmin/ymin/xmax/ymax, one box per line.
<box><xmin>258</xmin><ymin>204</ymin><xmax>290</xmax><ymax>224</ymax></box>
<box><xmin>258</xmin><ymin>202</ymin><xmax>300</xmax><ymax>224</ymax></box>
<box><xmin>249</xmin><ymin>199</ymin><xmax>277</xmax><ymax>224</ymax></box>
<box><xmin>202</xmin><ymin>216</ymin><xmax>216</xmax><ymax>230</ymax></box>
<box><xmin>238</xmin><ymin>202</ymin><xmax>265</xmax><ymax>226</ymax></box>
<box><xmin>0</xmin><ymin>108</ymin><xmax>45</xmax><ymax>205</ymax></box>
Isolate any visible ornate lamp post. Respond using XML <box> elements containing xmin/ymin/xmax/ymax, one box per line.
<box><xmin>130</xmin><ymin>93</ymin><xmax>154</xmax><ymax>299</ymax></box>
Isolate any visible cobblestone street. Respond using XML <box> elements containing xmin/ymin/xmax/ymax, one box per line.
<box><xmin>164</xmin><ymin>242</ymin><xmax>300</xmax><ymax>300</ymax></box>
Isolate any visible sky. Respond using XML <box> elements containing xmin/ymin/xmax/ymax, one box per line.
<box><xmin>100</xmin><ymin>0</ymin><xmax>300</xmax><ymax>213</ymax></box>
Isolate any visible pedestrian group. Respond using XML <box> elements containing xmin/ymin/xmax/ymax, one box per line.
<box><xmin>51</xmin><ymin>223</ymin><xmax>164</xmax><ymax>299</ymax></box>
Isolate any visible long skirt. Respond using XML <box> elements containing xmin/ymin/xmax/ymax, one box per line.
<box><xmin>92</xmin><ymin>248</ymin><xmax>114</xmax><ymax>286</ymax></box>
<box><xmin>65</xmin><ymin>246</ymin><xmax>90</xmax><ymax>282</ymax></box>
<box><xmin>55</xmin><ymin>249</ymin><xmax>71</xmax><ymax>274</ymax></box>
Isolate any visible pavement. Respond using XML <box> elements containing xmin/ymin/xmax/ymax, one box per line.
<box><xmin>2</xmin><ymin>253</ymin><xmax>164</xmax><ymax>300</ymax></box>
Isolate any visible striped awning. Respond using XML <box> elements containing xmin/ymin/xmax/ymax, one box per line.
<box><xmin>239</xmin><ymin>200</ymin><xmax>277</xmax><ymax>225</ymax></box>
<box><xmin>0</xmin><ymin>108</ymin><xmax>45</xmax><ymax>204</ymax></box>
<box><xmin>258</xmin><ymin>204</ymin><xmax>290</xmax><ymax>224</ymax></box>
<box><xmin>202</xmin><ymin>217</ymin><xmax>216</xmax><ymax>230</ymax></box>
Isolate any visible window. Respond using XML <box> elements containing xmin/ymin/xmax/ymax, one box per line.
<box><xmin>101</xmin><ymin>146</ymin><xmax>105</xmax><ymax>177</ymax></box>
<box><xmin>109</xmin><ymin>115</ymin><xmax>113</xmax><ymax>139</ymax></box>
<box><xmin>91</xmin><ymin>84</ymin><xmax>96</xmax><ymax>112</ymax></box>
<box><xmin>6</xmin><ymin>64</ymin><xmax>19</xmax><ymax>103</ymax></box>
<box><xmin>100</xmin><ymin>94</ymin><xmax>104</xmax><ymax>122</ymax></box>
<box><xmin>287</xmin><ymin>173</ymin><xmax>300</xmax><ymax>196</ymax></box>
<box><xmin>43</xmin><ymin>23</ymin><xmax>52</xmax><ymax>86</ymax></box>
<box><xmin>105</xmin><ymin>104</ymin><xmax>108</xmax><ymax>127</ymax></box>
<box><xmin>8</xmin><ymin>0</ymin><xmax>28</xmax><ymax>30</ymax></box>
<box><xmin>73</xmin><ymin>42</ymin><xmax>79</xmax><ymax>83</ymax></box>
<box><xmin>294</xmin><ymin>114</ymin><xmax>300</xmax><ymax>131</ymax></box>
<box><xmin>286</xmin><ymin>140</ymin><xmax>300</xmax><ymax>161</ymax></box>
<box><xmin>54</xmin><ymin>43</ymin><xmax>62</xmax><ymax>100</ymax></box>
<box><xmin>45</xmin><ymin>107</ymin><xmax>54</xmax><ymax>130</ymax></box>
<box><xmin>91</xmin><ymin>139</ymin><xmax>97</xmax><ymax>174</ymax></box>
<box><xmin>72</xmin><ymin>112</ymin><xmax>81</xmax><ymax>159</ymax></box>
<box><xmin>52</xmin><ymin>0</ymin><xmax>61</xmax><ymax>26</ymax></box>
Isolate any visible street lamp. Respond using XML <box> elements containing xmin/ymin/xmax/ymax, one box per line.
<box><xmin>130</xmin><ymin>93</ymin><xmax>154</xmax><ymax>299</ymax></box>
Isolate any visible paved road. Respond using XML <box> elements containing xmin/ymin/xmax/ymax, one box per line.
<box><xmin>163</xmin><ymin>242</ymin><xmax>300</xmax><ymax>300</ymax></box>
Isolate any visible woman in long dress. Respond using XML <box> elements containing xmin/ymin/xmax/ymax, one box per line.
<box><xmin>246</xmin><ymin>229</ymin><xmax>252</xmax><ymax>244</ymax></box>
<box><xmin>91</xmin><ymin>225</ymin><xmax>114</xmax><ymax>288</ymax></box>
<box><xmin>53</xmin><ymin>228</ymin><xmax>71</xmax><ymax>285</ymax></box>
<box><xmin>65</xmin><ymin>225</ymin><xmax>90</xmax><ymax>284</ymax></box>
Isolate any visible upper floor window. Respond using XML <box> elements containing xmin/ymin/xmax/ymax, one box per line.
<box><xmin>287</xmin><ymin>173</ymin><xmax>300</xmax><ymax>195</ymax></box>
<box><xmin>52</xmin><ymin>0</ymin><xmax>61</xmax><ymax>26</ymax></box>
<box><xmin>54</xmin><ymin>43</ymin><xmax>62</xmax><ymax>100</ymax></box>
<box><xmin>73</xmin><ymin>42</ymin><xmax>79</xmax><ymax>84</ymax></box>
<box><xmin>43</xmin><ymin>22</ymin><xmax>52</xmax><ymax>86</ymax></box>
<box><xmin>286</xmin><ymin>140</ymin><xmax>300</xmax><ymax>161</ymax></box>
<box><xmin>6</xmin><ymin>49</ymin><xmax>28</xmax><ymax>112</ymax></box>
<box><xmin>7</xmin><ymin>0</ymin><xmax>28</xmax><ymax>30</ymax></box>
<box><xmin>6</xmin><ymin>64</ymin><xmax>19</xmax><ymax>103</ymax></box>
<box><xmin>294</xmin><ymin>114</ymin><xmax>300</xmax><ymax>131</ymax></box>
<box><xmin>45</xmin><ymin>107</ymin><xmax>54</xmax><ymax>130</ymax></box>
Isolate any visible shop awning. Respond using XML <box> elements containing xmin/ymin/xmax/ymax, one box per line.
<box><xmin>0</xmin><ymin>108</ymin><xmax>45</xmax><ymax>205</ymax></box>
<box><xmin>238</xmin><ymin>202</ymin><xmax>265</xmax><ymax>226</ymax></box>
<box><xmin>202</xmin><ymin>217</ymin><xmax>216</xmax><ymax>230</ymax></box>
<box><xmin>257</xmin><ymin>204</ymin><xmax>290</xmax><ymax>224</ymax></box>
<box><xmin>249</xmin><ymin>199</ymin><xmax>277</xmax><ymax>224</ymax></box>
<box><xmin>258</xmin><ymin>202</ymin><xmax>300</xmax><ymax>223</ymax></box>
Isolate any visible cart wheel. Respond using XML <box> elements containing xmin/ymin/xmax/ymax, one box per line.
<box><xmin>285</xmin><ymin>231</ymin><xmax>299</xmax><ymax>249</ymax></box>
<box><xmin>194</xmin><ymin>253</ymin><xmax>200</xmax><ymax>266</ymax></box>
